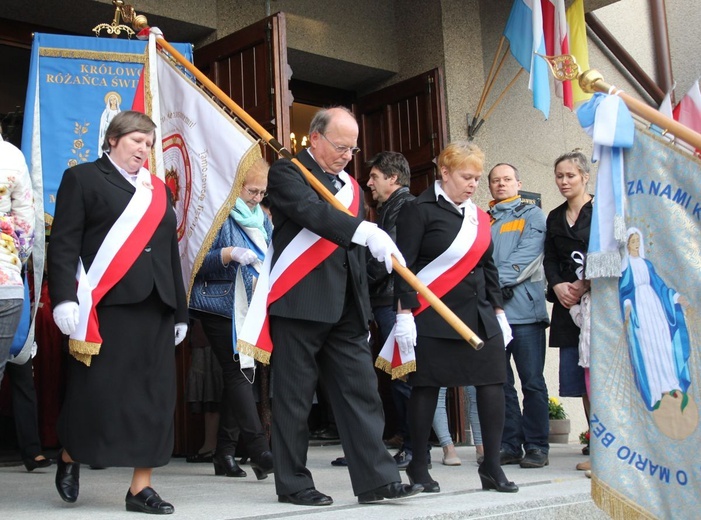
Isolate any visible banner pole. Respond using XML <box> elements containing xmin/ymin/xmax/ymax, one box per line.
<box><xmin>579</xmin><ymin>69</ymin><xmax>701</xmax><ymax>151</ymax></box>
<box><xmin>155</xmin><ymin>36</ymin><xmax>484</xmax><ymax>350</ymax></box>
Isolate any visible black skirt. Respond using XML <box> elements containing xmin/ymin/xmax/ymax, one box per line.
<box><xmin>408</xmin><ymin>323</ymin><xmax>506</xmax><ymax>388</ymax></box>
<box><xmin>58</xmin><ymin>291</ymin><xmax>176</xmax><ymax>468</ymax></box>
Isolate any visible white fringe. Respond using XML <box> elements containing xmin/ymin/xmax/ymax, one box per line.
<box><xmin>585</xmin><ymin>251</ymin><xmax>622</xmax><ymax>279</ymax></box>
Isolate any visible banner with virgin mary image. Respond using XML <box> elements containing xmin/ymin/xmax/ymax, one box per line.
<box><xmin>16</xmin><ymin>32</ymin><xmax>192</xmax><ymax>362</ymax></box>
<box><xmin>21</xmin><ymin>33</ymin><xmax>193</xmax><ymax>218</ymax></box>
<box><xmin>589</xmin><ymin>128</ymin><xmax>701</xmax><ymax>519</ymax></box>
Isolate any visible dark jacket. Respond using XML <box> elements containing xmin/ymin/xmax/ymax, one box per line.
<box><xmin>543</xmin><ymin>198</ymin><xmax>592</xmax><ymax>347</ymax></box>
<box><xmin>265</xmin><ymin>149</ymin><xmax>371</xmax><ymax>326</ymax></box>
<box><xmin>368</xmin><ymin>186</ymin><xmax>414</xmax><ymax>307</ymax></box>
<box><xmin>395</xmin><ymin>183</ymin><xmax>503</xmax><ymax>340</ymax></box>
<box><xmin>48</xmin><ymin>154</ymin><xmax>187</xmax><ymax>323</ymax></box>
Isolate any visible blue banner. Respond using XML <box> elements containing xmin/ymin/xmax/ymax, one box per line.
<box><xmin>590</xmin><ymin>128</ymin><xmax>701</xmax><ymax>519</ymax></box>
<box><xmin>21</xmin><ymin>33</ymin><xmax>193</xmax><ymax>217</ymax></box>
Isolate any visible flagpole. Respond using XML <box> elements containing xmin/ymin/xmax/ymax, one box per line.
<box><xmin>155</xmin><ymin>36</ymin><xmax>485</xmax><ymax>350</ymax></box>
<box><xmin>474</xmin><ymin>37</ymin><xmax>508</xmax><ymax>124</ymax></box>
<box><xmin>471</xmin><ymin>42</ymin><xmax>512</xmax><ymax>137</ymax></box>
<box><xmin>579</xmin><ymin>69</ymin><xmax>701</xmax><ymax>151</ymax></box>
<box><xmin>483</xmin><ymin>68</ymin><xmax>525</xmax><ymax>123</ymax></box>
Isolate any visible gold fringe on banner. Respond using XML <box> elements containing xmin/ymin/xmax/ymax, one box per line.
<box><xmin>374</xmin><ymin>357</ymin><xmax>416</xmax><ymax>380</ymax></box>
<box><xmin>68</xmin><ymin>339</ymin><xmax>101</xmax><ymax>367</ymax></box>
<box><xmin>591</xmin><ymin>474</ymin><xmax>658</xmax><ymax>519</ymax></box>
<box><xmin>391</xmin><ymin>360</ymin><xmax>416</xmax><ymax>380</ymax></box>
<box><xmin>185</xmin><ymin>144</ymin><xmax>263</xmax><ymax>303</ymax></box>
<box><xmin>237</xmin><ymin>340</ymin><xmax>271</xmax><ymax>365</ymax></box>
<box><xmin>374</xmin><ymin>357</ymin><xmax>392</xmax><ymax>375</ymax></box>
<box><xmin>39</xmin><ymin>48</ymin><xmax>146</xmax><ymax>63</ymax></box>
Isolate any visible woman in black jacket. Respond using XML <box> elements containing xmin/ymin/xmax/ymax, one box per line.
<box><xmin>393</xmin><ymin>142</ymin><xmax>516</xmax><ymax>494</ymax></box>
<box><xmin>543</xmin><ymin>151</ymin><xmax>592</xmax><ymax>425</ymax></box>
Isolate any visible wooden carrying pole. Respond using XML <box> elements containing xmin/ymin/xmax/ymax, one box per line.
<box><xmin>579</xmin><ymin>69</ymin><xmax>701</xmax><ymax>151</ymax></box>
<box><xmin>156</xmin><ymin>36</ymin><xmax>485</xmax><ymax>350</ymax></box>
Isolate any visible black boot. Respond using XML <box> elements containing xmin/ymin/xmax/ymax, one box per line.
<box><xmin>213</xmin><ymin>454</ymin><xmax>247</xmax><ymax>477</ymax></box>
<box><xmin>250</xmin><ymin>451</ymin><xmax>273</xmax><ymax>480</ymax></box>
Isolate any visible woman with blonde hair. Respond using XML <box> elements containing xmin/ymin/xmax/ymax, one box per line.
<box><xmin>189</xmin><ymin>157</ymin><xmax>274</xmax><ymax>481</ymax></box>
<box><xmin>393</xmin><ymin>141</ymin><xmax>517</xmax><ymax>494</ymax></box>
<box><xmin>543</xmin><ymin>150</ymin><xmax>593</xmax><ymax>469</ymax></box>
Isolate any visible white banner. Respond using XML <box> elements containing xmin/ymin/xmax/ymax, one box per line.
<box><xmin>152</xmin><ymin>47</ymin><xmax>261</xmax><ymax>299</ymax></box>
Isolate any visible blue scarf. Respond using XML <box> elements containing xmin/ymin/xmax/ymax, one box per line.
<box><xmin>577</xmin><ymin>92</ymin><xmax>634</xmax><ymax>278</ymax></box>
<box><xmin>231</xmin><ymin>198</ymin><xmax>268</xmax><ymax>241</ymax></box>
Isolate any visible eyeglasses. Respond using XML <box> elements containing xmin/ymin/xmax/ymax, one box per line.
<box><xmin>319</xmin><ymin>133</ymin><xmax>361</xmax><ymax>155</ymax></box>
<box><xmin>243</xmin><ymin>186</ymin><xmax>267</xmax><ymax>198</ymax></box>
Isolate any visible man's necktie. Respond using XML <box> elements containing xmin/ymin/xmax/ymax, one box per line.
<box><xmin>326</xmin><ymin>173</ymin><xmax>342</xmax><ymax>193</ymax></box>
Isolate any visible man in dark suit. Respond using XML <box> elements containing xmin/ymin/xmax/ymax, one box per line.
<box><xmin>266</xmin><ymin>107</ymin><xmax>422</xmax><ymax>506</ymax></box>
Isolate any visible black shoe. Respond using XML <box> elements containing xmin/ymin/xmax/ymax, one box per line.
<box><xmin>310</xmin><ymin>427</ymin><xmax>339</xmax><ymax>441</ymax></box>
<box><xmin>125</xmin><ymin>487</ymin><xmax>174</xmax><ymax>514</ymax></box>
<box><xmin>357</xmin><ymin>481</ymin><xmax>424</xmax><ymax>504</ymax></box>
<box><xmin>383</xmin><ymin>434</ymin><xmax>404</xmax><ymax>449</ymax></box>
<box><xmin>278</xmin><ymin>488</ymin><xmax>333</xmax><ymax>506</ymax></box>
<box><xmin>499</xmin><ymin>448</ymin><xmax>523</xmax><ymax>465</ymax></box>
<box><xmin>250</xmin><ymin>451</ymin><xmax>273</xmax><ymax>480</ymax></box>
<box><xmin>519</xmin><ymin>449</ymin><xmax>549</xmax><ymax>468</ymax></box>
<box><xmin>213</xmin><ymin>454</ymin><xmax>247</xmax><ymax>477</ymax></box>
<box><xmin>393</xmin><ymin>449</ymin><xmax>412</xmax><ymax>470</ymax></box>
<box><xmin>394</xmin><ymin>450</ymin><xmax>432</xmax><ymax>471</ymax></box>
<box><xmin>331</xmin><ymin>456</ymin><xmax>348</xmax><ymax>467</ymax></box>
<box><xmin>406</xmin><ymin>465</ymin><xmax>440</xmax><ymax>493</ymax></box>
<box><xmin>55</xmin><ymin>451</ymin><xmax>80</xmax><ymax>503</ymax></box>
<box><xmin>24</xmin><ymin>456</ymin><xmax>52</xmax><ymax>472</ymax></box>
<box><xmin>186</xmin><ymin>450</ymin><xmax>214</xmax><ymax>463</ymax></box>
<box><xmin>478</xmin><ymin>463</ymin><xmax>519</xmax><ymax>493</ymax></box>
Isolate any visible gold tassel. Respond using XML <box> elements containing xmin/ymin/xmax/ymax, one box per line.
<box><xmin>591</xmin><ymin>474</ymin><xmax>657</xmax><ymax>519</ymax></box>
<box><xmin>70</xmin><ymin>351</ymin><xmax>93</xmax><ymax>366</ymax></box>
<box><xmin>69</xmin><ymin>339</ymin><xmax>101</xmax><ymax>367</ymax></box>
<box><xmin>237</xmin><ymin>340</ymin><xmax>271</xmax><ymax>365</ymax></box>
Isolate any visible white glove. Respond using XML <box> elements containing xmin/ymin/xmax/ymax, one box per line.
<box><xmin>174</xmin><ymin>322</ymin><xmax>188</xmax><ymax>346</ymax></box>
<box><xmin>496</xmin><ymin>312</ymin><xmax>513</xmax><ymax>348</ymax></box>
<box><xmin>355</xmin><ymin>221</ymin><xmax>406</xmax><ymax>273</ymax></box>
<box><xmin>395</xmin><ymin>313</ymin><xmax>417</xmax><ymax>354</ymax></box>
<box><xmin>230</xmin><ymin>247</ymin><xmax>258</xmax><ymax>266</ymax></box>
<box><xmin>53</xmin><ymin>301</ymin><xmax>79</xmax><ymax>335</ymax></box>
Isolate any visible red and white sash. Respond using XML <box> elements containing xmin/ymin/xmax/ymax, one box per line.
<box><xmin>376</xmin><ymin>204</ymin><xmax>491</xmax><ymax>379</ymax></box>
<box><xmin>69</xmin><ymin>168</ymin><xmax>167</xmax><ymax>366</ymax></box>
<box><xmin>237</xmin><ymin>171</ymin><xmax>360</xmax><ymax>364</ymax></box>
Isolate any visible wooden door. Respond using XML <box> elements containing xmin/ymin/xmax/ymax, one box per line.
<box><xmin>195</xmin><ymin>13</ymin><xmax>291</xmax><ymax>163</ymax></box>
<box><xmin>354</xmin><ymin>68</ymin><xmax>447</xmax><ymax>196</ymax></box>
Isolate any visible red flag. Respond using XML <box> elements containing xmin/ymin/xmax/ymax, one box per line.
<box><xmin>673</xmin><ymin>80</ymin><xmax>701</xmax><ymax>134</ymax></box>
<box><xmin>541</xmin><ymin>0</ymin><xmax>573</xmax><ymax>110</ymax></box>
<box><xmin>131</xmin><ymin>67</ymin><xmax>146</xmax><ymax>113</ymax></box>
<box><xmin>672</xmin><ymin>80</ymin><xmax>701</xmax><ymax>154</ymax></box>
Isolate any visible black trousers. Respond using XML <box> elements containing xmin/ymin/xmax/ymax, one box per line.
<box><xmin>269</xmin><ymin>289</ymin><xmax>398</xmax><ymax>496</ymax></box>
<box><xmin>199</xmin><ymin>313</ymin><xmax>269</xmax><ymax>458</ymax></box>
<box><xmin>6</xmin><ymin>357</ymin><xmax>42</xmax><ymax>460</ymax></box>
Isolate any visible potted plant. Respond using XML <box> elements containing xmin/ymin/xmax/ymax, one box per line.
<box><xmin>579</xmin><ymin>430</ymin><xmax>590</xmax><ymax>455</ymax></box>
<box><xmin>548</xmin><ymin>397</ymin><xmax>570</xmax><ymax>443</ymax></box>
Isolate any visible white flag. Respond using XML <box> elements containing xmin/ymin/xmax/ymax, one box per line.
<box><xmin>150</xmin><ymin>38</ymin><xmax>262</xmax><ymax>300</ymax></box>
